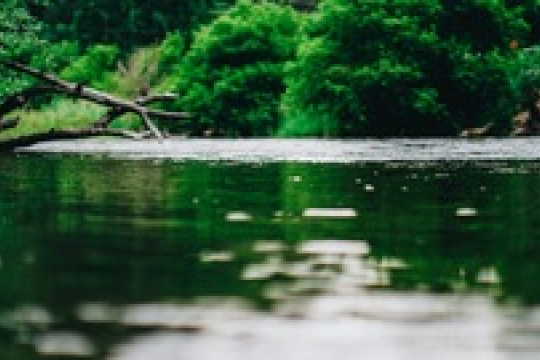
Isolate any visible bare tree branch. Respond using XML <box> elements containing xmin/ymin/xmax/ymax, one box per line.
<box><xmin>92</xmin><ymin>93</ymin><xmax>179</xmax><ymax>129</ymax></box>
<box><xmin>0</xmin><ymin>127</ymin><xmax>152</xmax><ymax>152</ymax></box>
<box><xmin>0</xmin><ymin>61</ymin><xmax>191</xmax><ymax>120</ymax></box>
<box><xmin>0</xmin><ymin>86</ymin><xmax>57</xmax><ymax>117</ymax></box>
<box><xmin>0</xmin><ymin>116</ymin><xmax>19</xmax><ymax>131</ymax></box>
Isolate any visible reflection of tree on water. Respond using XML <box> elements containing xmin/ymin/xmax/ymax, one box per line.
<box><xmin>281</xmin><ymin>162</ymin><xmax>540</xmax><ymax>304</ymax></box>
<box><xmin>2</xmin><ymin>157</ymin><xmax>540</xmax><ymax>314</ymax></box>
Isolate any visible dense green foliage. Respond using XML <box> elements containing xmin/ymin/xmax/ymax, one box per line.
<box><xmin>60</xmin><ymin>44</ymin><xmax>120</xmax><ymax>90</ymax></box>
<box><xmin>38</xmin><ymin>0</ymin><xmax>236</xmax><ymax>50</ymax></box>
<box><xmin>167</xmin><ymin>1</ymin><xmax>300</xmax><ymax>136</ymax></box>
<box><xmin>5</xmin><ymin>0</ymin><xmax>540</xmax><ymax>137</ymax></box>
<box><xmin>0</xmin><ymin>0</ymin><xmax>46</xmax><ymax>97</ymax></box>
<box><xmin>282</xmin><ymin>0</ymin><xmax>528</xmax><ymax>136</ymax></box>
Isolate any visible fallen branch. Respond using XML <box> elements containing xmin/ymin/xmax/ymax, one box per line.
<box><xmin>91</xmin><ymin>93</ymin><xmax>179</xmax><ymax>129</ymax></box>
<box><xmin>0</xmin><ymin>116</ymin><xmax>19</xmax><ymax>131</ymax></box>
<box><xmin>0</xmin><ymin>127</ymin><xmax>152</xmax><ymax>152</ymax></box>
<box><xmin>0</xmin><ymin>60</ymin><xmax>191</xmax><ymax>150</ymax></box>
<box><xmin>1</xmin><ymin>61</ymin><xmax>190</xmax><ymax>122</ymax></box>
<box><xmin>0</xmin><ymin>86</ymin><xmax>56</xmax><ymax>117</ymax></box>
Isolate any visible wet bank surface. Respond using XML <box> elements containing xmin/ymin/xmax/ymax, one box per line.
<box><xmin>2</xmin><ymin>139</ymin><xmax>540</xmax><ymax>359</ymax></box>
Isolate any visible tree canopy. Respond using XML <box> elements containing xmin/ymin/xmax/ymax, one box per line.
<box><xmin>0</xmin><ymin>0</ymin><xmax>47</xmax><ymax>96</ymax></box>
<box><xmin>281</xmin><ymin>0</ymin><xmax>528</xmax><ymax>137</ymax></box>
<box><xmin>4</xmin><ymin>0</ymin><xmax>540</xmax><ymax>140</ymax></box>
<box><xmin>168</xmin><ymin>0</ymin><xmax>300</xmax><ymax>136</ymax></box>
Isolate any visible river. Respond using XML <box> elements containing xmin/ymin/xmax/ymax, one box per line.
<box><xmin>1</xmin><ymin>138</ymin><xmax>540</xmax><ymax>359</ymax></box>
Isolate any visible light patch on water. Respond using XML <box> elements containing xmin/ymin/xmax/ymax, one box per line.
<box><xmin>34</xmin><ymin>331</ymin><xmax>95</xmax><ymax>357</ymax></box>
<box><xmin>119</xmin><ymin>299</ymin><xmax>253</xmax><ymax>331</ymax></box>
<box><xmin>225</xmin><ymin>211</ymin><xmax>252</xmax><ymax>222</ymax></box>
<box><xmin>106</xmin><ymin>294</ymin><xmax>506</xmax><ymax>360</ymax></box>
<box><xmin>302</xmin><ymin>208</ymin><xmax>358</xmax><ymax>219</ymax></box>
<box><xmin>200</xmin><ymin>251</ymin><xmax>235</xmax><ymax>263</ymax></box>
<box><xmin>500</xmin><ymin>307</ymin><xmax>540</xmax><ymax>350</ymax></box>
<box><xmin>263</xmin><ymin>279</ymin><xmax>329</xmax><ymax>300</ymax></box>
<box><xmin>10</xmin><ymin>304</ymin><xmax>54</xmax><ymax>326</ymax></box>
<box><xmin>253</xmin><ymin>240</ymin><xmax>286</xmax><ymax>253</ymax></box>
<box><xmin>298</xmin><ymin>240</ymin><xmax>370</xmax><ymax>256</ymax></box>
<box><xmin>364</xmin><ymin>184</ymin><xmax>375</xmax><ymax>192</ymax></box>
<box><xmin>77</xmin><ymin>302</ymin><xmax>118</xmax><ymax>324</ymax></box>
<box><xmin>119</xmin><ymin>303</ymin><xmax>205</xmax><ymax>331</ymax></box>
<box><xmin>290</xmin><ymin>175</ymin><xmax>302</xmax><ymax>182</ymax></box>
<box><xmin>241</xmin><ymin>255</ymin><xmax>285</xmax><ymax>280</ymax></box>
<box><xmin>281</xmin><ymin>293</ymin><xmax>475</xmax><ymax>322</ymax></box>
<box><xmin>377</xmin><ymin>257</ymin><xmax>408</xmax><ymax>270</ymax></box>
<box><xmin>455</xmin><ymin>207</ymin><xmax>478</xmax><ymax>217</ymax></box>
<box><xmin>476</xmin><ymin>267</ymin><xmax>500</xmax><ymax>285</ymax></box>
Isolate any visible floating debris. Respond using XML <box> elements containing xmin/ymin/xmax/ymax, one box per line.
<box><xmin>302</xmin><ymin>208</ymin><xmax>357</xmax><ymax>219</ymax></box>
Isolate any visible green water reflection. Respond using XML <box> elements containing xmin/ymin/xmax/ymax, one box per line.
<box><xmin>1</xmin><ymin>154</ymin><xmax>540</xmax><ymax>358</ymax></box>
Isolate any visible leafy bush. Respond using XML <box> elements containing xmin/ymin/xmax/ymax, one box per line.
<box><xmin>509</xmin><ymin>45</ymin><xmax>540</xmax><ymax>92</ymax></box>
<box><xmin>157</xmin><ymin>32</ymin><xmax>185</xmax><ymax>75</ymax></box>
<box><xmin>0</xmin><ymin>99</ymin><xmax>104</xmax><ymax>140</ymax></box>
<box><xmin>60</xmin><ymin>44</ymin><xmax>120</xmax><ymax>90</ymax></box>
<box><xmin>0</xmin><ymin>0</ymin><xmax>46</xmax><ymax>97</ymax></box>
<box><xmin>167</xmin><ymin>0</ymin><xmax>300</xmax><ymax>136</ymax></box>
<box><xmin>282</xmin><ymin>0</ymin><xmax>528</xmax><ymax>137</ymax></box>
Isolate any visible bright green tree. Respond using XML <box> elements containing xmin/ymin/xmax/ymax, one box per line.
<box><xmin>169</xmin><ymin>0</ymin><xmax>300</xmax><ymax>136</ymax></box>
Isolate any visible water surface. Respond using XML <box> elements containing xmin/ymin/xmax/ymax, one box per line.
<box><xmin>2</xmin><ymin>139</ymin><xmax>540</xmax><ymax>359</ymax></box>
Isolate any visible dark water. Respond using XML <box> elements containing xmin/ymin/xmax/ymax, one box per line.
<box><xmin>3</xmin><ymin>139</ymin><xmax>540</xmax><ymax>359</ymax></box>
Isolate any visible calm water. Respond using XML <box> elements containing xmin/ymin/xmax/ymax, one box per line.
<box><xmin>2</xmin><ymin>139</ymin><xmax>540</xmax><ymax>359</ymax></box>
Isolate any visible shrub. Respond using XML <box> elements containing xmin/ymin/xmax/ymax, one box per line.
<box><xmin>282</xmin><ymin>0</ymin><xmax>528</xmax><ymax>137</ymax></box>
<box><xmin>168</xmin><ymin>0</ymin><xmax>300</xmax><ymax>136</ymax></box>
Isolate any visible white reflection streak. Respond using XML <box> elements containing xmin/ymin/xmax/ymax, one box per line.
<box><xmin>302</xmin><ymin>208</ymin><xmax>358</xmax><ymax>219</ymax></box>
<box><xmin>34</xmin><ymin>331</ymin><xmax>95</xmax><ymax>357</ymax></box>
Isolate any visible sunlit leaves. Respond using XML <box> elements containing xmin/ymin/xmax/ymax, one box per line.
<box><xmin>0</xmin><ymin>0</ymin><xmax>42</xmax><ymax>59</ymax></box>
